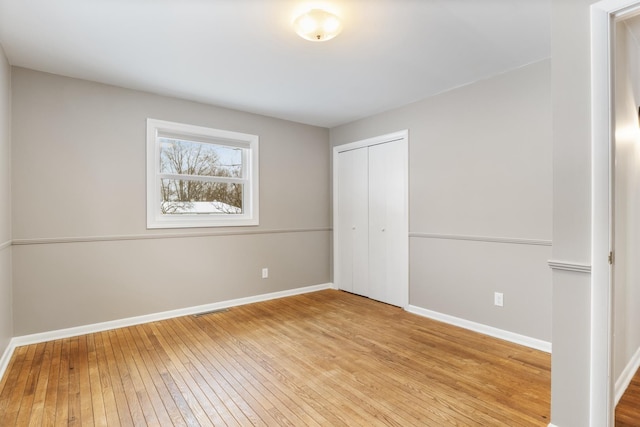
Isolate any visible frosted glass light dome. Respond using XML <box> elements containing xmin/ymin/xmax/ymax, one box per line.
<box><xmin>293</xmin><ymin>8</ymin><xmax>343</xmax><ymax>42</ymax></box>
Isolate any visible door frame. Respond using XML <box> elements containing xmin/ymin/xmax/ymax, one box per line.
<box><xmin>332</xmin><ymin>130</ymin><xmax>409</xmax><ymax>308</ymax></box>
<box><xmin>591</xmin><ymin>1</ymin><xmax>640</xmax><ymax>425</ymax></box>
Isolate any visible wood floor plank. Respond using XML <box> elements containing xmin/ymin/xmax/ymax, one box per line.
<box><xmin>0</xmin><ymin>289</ymin><xmax>561</xmax><ymax>426</ymax></box>
<box><xmin>41</xmin><ymin>339</ymin><xmax>63</xmax><ymax>427</ymax></box>
<box><xmin>78</xmin><ymin>336</ymin><xmax>95</xmax><ymax>424</ymax></box>
<box><xmin>239</xmin><ymin>297</ymin><xmax>493</xmax><ymax>426</ymax></box>
<box><xmin>66</xmin><ymin>337</ymin><xmax>84</xmax><ymax>426</ymax></box>
<box><xmin>99</xmin><ymin>331</ymin><xmax>134</xmax><ymax>426</ymax></box>
<box><xmin>251</xmin><ymin>295</ymin><xmax>484</xmax><ymax>425</ymax></box>
<box><xmin>92</xmin><ymin>332</ymin><xmax>118</xmax><ymax>427</ymax></box>
<box><xmin>53</xmin><ymin>339</ymin><xmax>70</xmax><ymax>427</ymax></box>
<box><xmin>308</xmin><ymin>291</ymin><xmax>550</xmax><ymax>424</ymax></box>
<box><xmin>129</xmin><ymin>324</ymin><xmax>191</xmax><ymax>426</ymax></box>
<box><xmin>3</xmin><ymin>344</ymin><xmax>39</xmax><ymax>426</ymax></box>
<box><xmin>105</xmin><ymin>329</ymin><xmax>147</xmax><ymax>425</ymax></box>
<box><xmin>135</xmin><ymin>323</ymin><xmax>203</xmax><ymax>426</ymax></box>
<box><xmin>26</xmin><ymin>340</ymin><xmax>54</xmax><ymax>427</ymax></box>
<box><xmin>167</xmin><ymin>316</ymin><xmax>283</xmax><ymax>426</ymax></box>
<box><xmin>112</xmin><ymin>327</ymin><xmax>160</xmax><ymax>426</ymax></box>
<box><xmin>0</xmin><ymin>346</ymin><xmax>25</xmax><ymax>399</ymax></box>
<box><xmin>188</xmin><ymin>313</ymin><xmax>335</xmax><ymax>426</ymax></box>
<box><xmin>119</xmin><ymin>325</ymin><xmax>175</xmax><ymax>426</ymax></box>
<box><xmin>144</xmin><ymin>321</ymin><xmax>217</xmax><ymax>426</ymax></box>
<box><xmin>147</xmin><ymin>321</ymin><xmax>230</xmax><ymax>425</ymax></box>
<box><xmin>616</xmin><ymin>366</ymin><xmax>640</xmax><ymax>426</ymax></box>
<box><xmin>215</xmin><ymin>301</ymin><xmax>421</xmax><ymax>426</ymax></box>
<box><xmin>84</xmin><ymin>333</ymin><xmax>107</xmax><ymax>427</ymax></box>
<box><xmin>196</xmin><ymin>309</ymin><xmax>338</xmax><ymax>425</ymax></box>
<box><xmin>0</xmin><ymin>348</ymin><xmax>27</xmax><ymax>423</ymax></box>
<box><xmin>14</xmin><ymin>342</ymin><xmax>46</xmax><ymax>426</ymax></box>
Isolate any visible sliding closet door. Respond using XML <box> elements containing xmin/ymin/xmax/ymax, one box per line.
<box><xmin>368</xmin><ymin>140</ymin><xmax>408</xmax><ymax>307</ymax></box>
<box><xmin>335</xmin><ymin>147</ymin><xmax>369</xmax><ymax>296</ymax></box>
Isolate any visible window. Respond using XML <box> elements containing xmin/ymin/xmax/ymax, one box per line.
<box><xmin>146</xmin><ymin>119</ymin><xmax>259</xmax><ymax>228</ymax></box>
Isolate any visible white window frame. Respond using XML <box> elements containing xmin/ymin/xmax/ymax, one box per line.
<box><xmin>146</xmin><ymin>118</ymin><xmax>259</xmax><ymax>229</ymax></box>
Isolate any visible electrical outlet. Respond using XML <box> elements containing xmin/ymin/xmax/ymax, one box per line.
<box><xmin>262</xmin><ymin>268</ymin><xmax>269</xmax><ymax>279</ymax></box>
<box><xmin>494</xmin><ymin>292</ymin><xmax>504</xmax><ymax>307</ymax></box>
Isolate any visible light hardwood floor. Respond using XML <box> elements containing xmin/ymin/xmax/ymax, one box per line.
<box><xmin>0</xmin><ymin>289</ymin><xmax>552</xmax><ymax>426</ymax></box>
<box><xmin>617</xmin><ymin>367</ymin><xmax>640</xmax><ymax>426</ymax></box>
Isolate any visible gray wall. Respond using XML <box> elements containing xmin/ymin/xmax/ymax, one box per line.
<box><xmin>0</xmin><ymin>46</ymin><xmax>12</xmax><ymax>357</ymax></box>
<box><xmin>11</xmin><ymin>68</ymin><xmax>331</xmax><ymax>335</ymax></box>
<box><xmin>550</xmin><ymin>0</ymin><xmax>596</xmax><ymax>425</ymax></box>
<box><xmin>331</xmin><ymin>60</ymin><xmax>552</xmax><ymax>342</ymax></box>
<box><xmin>613</xmin><ymin>21</ymin><xmax>640</xmax><ymax>391</ymax></box>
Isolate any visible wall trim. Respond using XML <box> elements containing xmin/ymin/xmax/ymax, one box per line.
<box><xmin>548</xmin><ymin>260</ymin><xmax>592</xmax><ymax>273</ymax></box>
<box><xmin>333</xmin><ymin>129</ymin><xmax>408</xmax><ymax>153</ymax></box>
<box><xmin>11</xmin><ymin>227</ymin><xmax>331</xmax><ymax>246</ymax></box>
<box><xmin>0</xmin><ymin>240</ymin><xmax>10</xmax><ymax>251</ymax></box>
<box><xmin>0</xmin><ymin>339</ymin><xmax>15</xmax><ymax>387</ymax></box>
<box><xmin>406</xmin><ymin>305</ymin><xmax>552</xmax><ymax>353</ymax></box>
<box><xmin>0</xmin><ymin>282</ymin><xmax>334</xmax><ymax>381</ymax></box>
<box><xmin>409</xmin><ymin>232</ymin><xmax>552</xmax><ymax>246</ymax></box>
<box><xmin>615</xmin><ymin>345</ymin><xmax>640</xmax><ymax>405</ymax></box>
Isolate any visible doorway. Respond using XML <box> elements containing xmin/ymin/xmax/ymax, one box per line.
<box><xmin>592</xmin><ymin>1</ymin><xmax>640</xmax><ymax>425</ymax></box>
<box><xmin>612</xmin><ymin>11</ymin><xmax>640</xmax><ymax>410</ymax></box>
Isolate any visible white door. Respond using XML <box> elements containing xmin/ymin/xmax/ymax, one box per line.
<box><xmin>368</xmin><ymin>140</ymin><xmax>408</xmax><ymax>307</ymax></box>
<box><xmin>334</xmin><ymin>130</ymin><xmax>408</xmax><ymax>308</ymax></box>
<box><xmin>336</xmin><ymin>147</ymin><xmax>369</xmax><ymax>296</ymax></box>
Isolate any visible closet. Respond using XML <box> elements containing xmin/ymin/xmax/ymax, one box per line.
<box><xmin>333</xmin><ymin>130</ymin><xmax>408</xmax><ymax>307</ymax></box>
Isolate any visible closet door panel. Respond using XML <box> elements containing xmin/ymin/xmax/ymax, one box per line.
<box><xmin>336</xmin><ymin>147</ymin><xmax>369</xmax><ymax>296</ymax></box>
<box><xmin>368</xmin><ymin>140</ymin><xmax>408</xmax><ymax>307</ymax></box>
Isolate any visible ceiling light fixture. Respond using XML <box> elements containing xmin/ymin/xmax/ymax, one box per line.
<box><xmin>293</xmin><ymin>8</ymin><xmax>343</xmax><ymax>42</ymax></box>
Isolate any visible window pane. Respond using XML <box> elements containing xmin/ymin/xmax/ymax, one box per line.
<box><xmin>161</xmin><ymin>178</ymin><xmax>243</xmax><ymax>215</ymax></box>
<box><xmin>159</xmin><ymin>138</ymin><xmax>243</xmax><ymax>178</ymax></box>
<box><xmin>147</xmin><ymin>118</ymin><xmax>259</xmax><ymax>228</ymax></box>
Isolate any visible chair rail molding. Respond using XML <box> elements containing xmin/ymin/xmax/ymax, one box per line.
<box><xmin>548</xmin><ymin>260</ymin><xmax>592</xmax><ymax>273</ymax></box>
<box><xmin>11</xmin><ymin>227</ymin><xmax>331</xmax><ymax>246</ymax></box>
<box><xmin>410</xmin><ymin>232</ymin><xmax>551</xmax><ymax>246</ymax></box>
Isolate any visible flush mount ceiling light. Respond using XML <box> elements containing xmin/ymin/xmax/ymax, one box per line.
<box><xmin>293</xmin><ymin>8</ymin><xmax>343</xmax><ymax>42</ymax></box>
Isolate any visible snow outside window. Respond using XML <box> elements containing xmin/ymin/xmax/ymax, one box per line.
<box><xmin>146</xmin><ymin>119</ymin><xmax>259</xmax><ymax>228</ymax></box>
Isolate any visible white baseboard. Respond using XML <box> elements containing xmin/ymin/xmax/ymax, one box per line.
<box><xmin>547</xmin><ymin>424</ymin><xmax>559</xmax><ymax>427</ymax></box>
<box><xmin>406</xmin><ymin>305</ymin><xmax>552</xmax><ymax>353</ymax></box>
<box><xmin>0</xmin><ymin>339</ymin><xmax>16</xmax><ymax>386</ymax></box>
<box><xmin>615</xmin><ymin>344</ymin><xmax>640</xmax><ymax>405</ymax></box>
<box><xmin>0</xmin><ymin>283</ymin><xmax>334</xmax><ymax>381</ymax></box>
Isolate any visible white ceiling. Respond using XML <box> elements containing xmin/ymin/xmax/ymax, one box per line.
<box><xmin>0</xmin><ymin>0</ymin><xmax>551</xmax><ymax>128</ymax></box>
